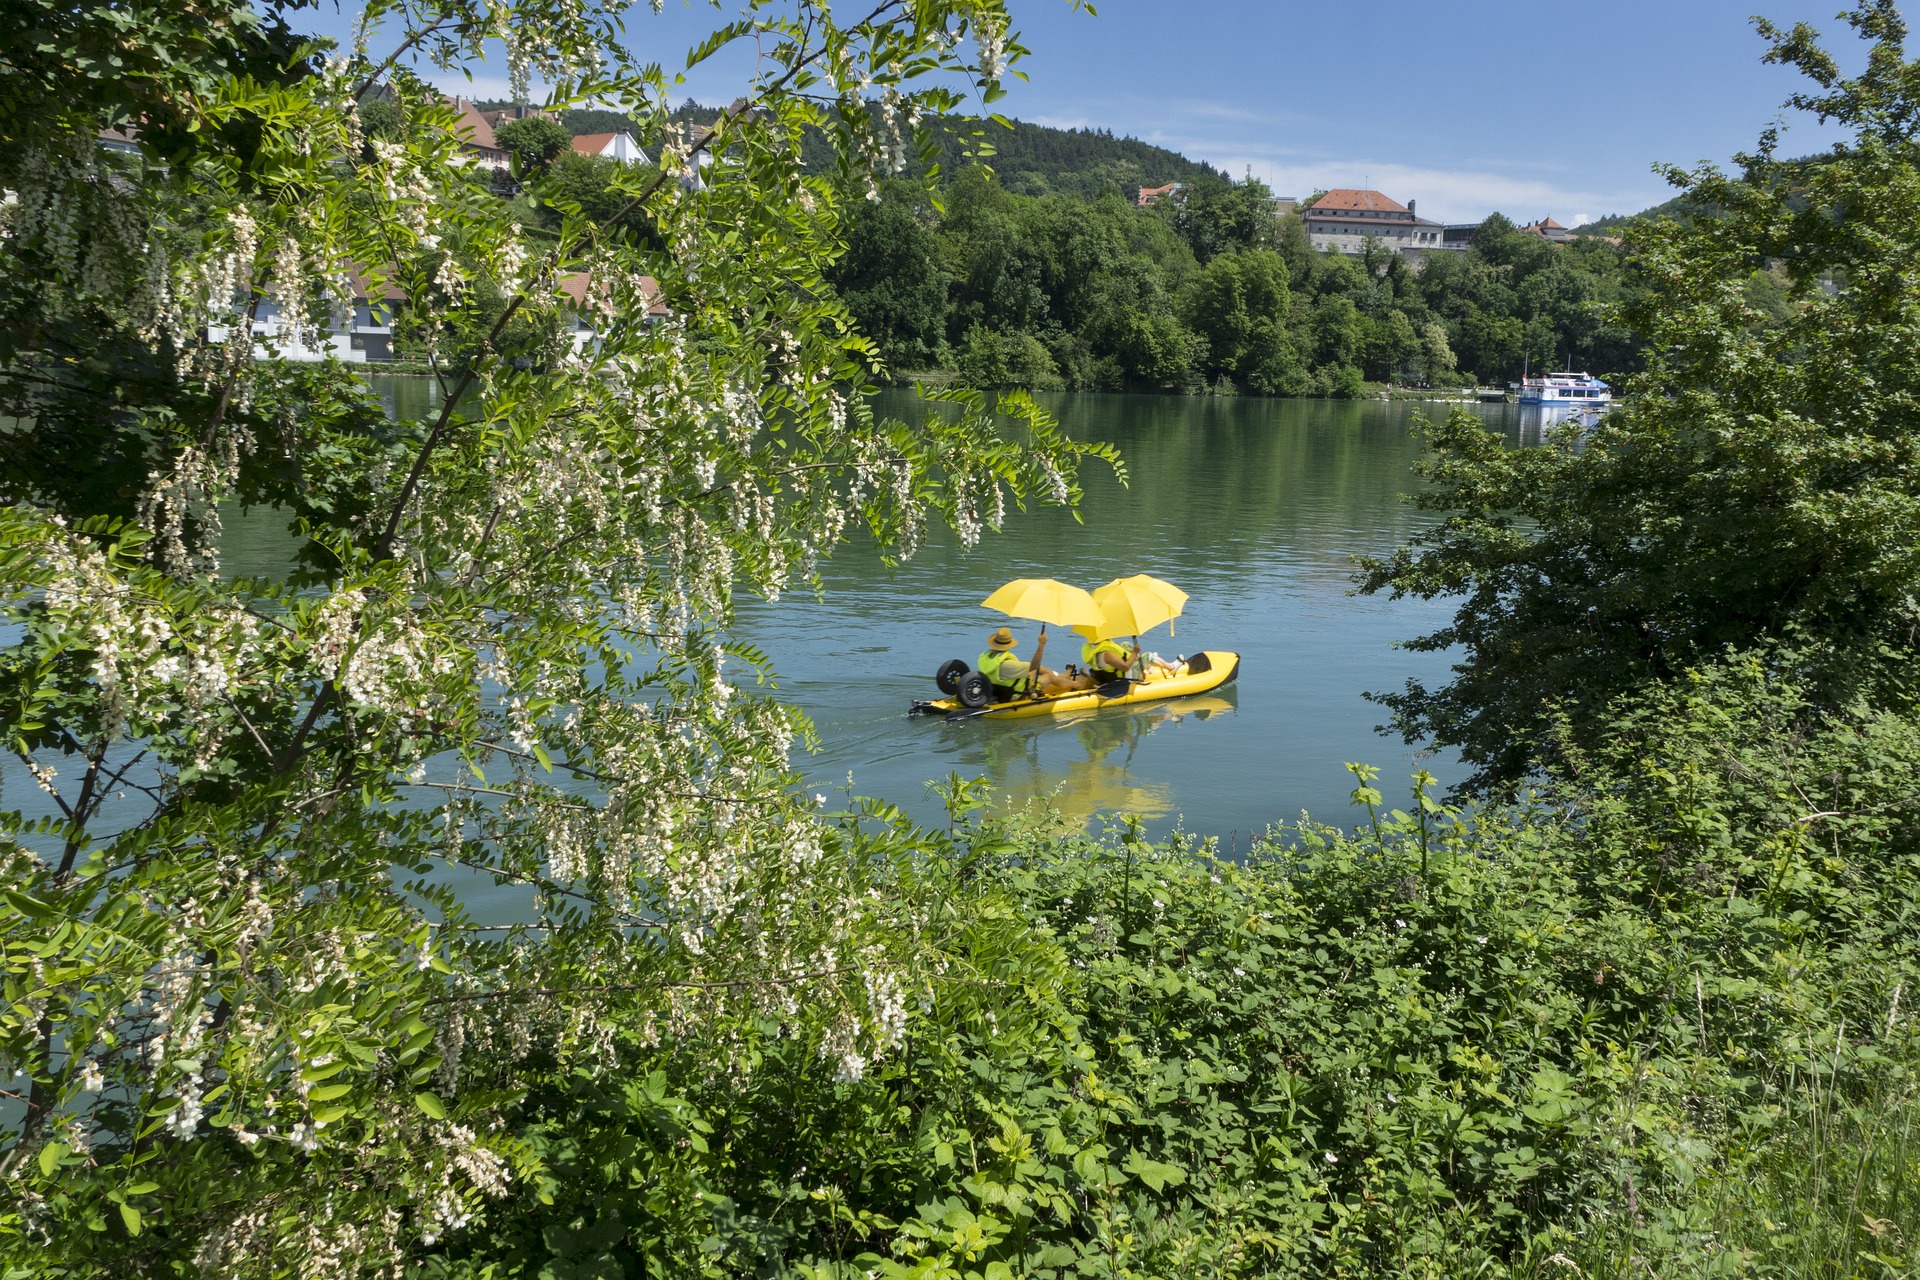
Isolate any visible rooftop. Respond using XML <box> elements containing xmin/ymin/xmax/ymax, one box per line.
<box><xmin>1309</xmin><ymin>188</ymin><xmax>1410</xmax><ymax>214</ymax></box>
<box><xmin>445</xmin><ymin>97</ymin><xmax>500</xmax><ymax>152</ymax></box>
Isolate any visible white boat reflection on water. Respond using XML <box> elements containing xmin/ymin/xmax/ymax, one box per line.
<box><xmin>1514</xmin><ymin>401</ymin><xmax>1610</xmax><ymax>446</ymax></box>
<box><xmin>956</xmin><ymin>691</ymin><xmax>1240</xmax><ymax>832</ymax></box>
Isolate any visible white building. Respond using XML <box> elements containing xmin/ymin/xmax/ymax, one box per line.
<box><xmin>211</xmin><ymin>270</ymin><xmax>403</xmax><ymax>363</ymax></box>
<box><xmin>1300</xmin><ymin>188</ymin><xmax>1449</xmax><ymax>258</ymax></box>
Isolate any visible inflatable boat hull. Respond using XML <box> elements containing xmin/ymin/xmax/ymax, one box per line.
<box><xmin>910</xmin><ymin>651</ymin><xmax>1240</xmax><ymax>721</ymax></box>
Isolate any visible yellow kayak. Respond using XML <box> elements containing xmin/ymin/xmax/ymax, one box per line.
<box><xmin>910</xmin><ymin>651</ymin><xmax>1240</xmax><ymax>721</ymax></box>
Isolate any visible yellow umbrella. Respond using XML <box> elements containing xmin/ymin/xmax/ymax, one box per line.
<box><xmin>1072</xmin><ymin>574</ymin><xmax>1188</xmax><ymax>642</ymax></box>
<box><xmin>980</xmin><ymin>578</ymin><xmax>1103</xmax><ymax>631</ymax></box>
<box><xmin>981</xmin><ymin>579</ymin><xmax>1101</xmax><ymax>693</ymax></box>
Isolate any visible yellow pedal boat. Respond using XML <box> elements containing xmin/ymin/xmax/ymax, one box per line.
<box><xmin>910</xmin><ymin>651</ymin><xmax>1240</xmax><ymax>722</ymax></box>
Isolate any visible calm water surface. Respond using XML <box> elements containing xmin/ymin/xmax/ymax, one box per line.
<box><xmin>359</xmin><ymin>381</ymin><xmax>1533</xmax><ymax>838</ymax></box>
<box><xmin>720</xmin><ymin>389</ymin><xmax>1531</xmax><ymax>839</ymax></box>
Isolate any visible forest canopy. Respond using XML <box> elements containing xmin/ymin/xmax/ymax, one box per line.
<box><xmin>829</xmin><ymin>176</ymin><xmax>1645</xmax><ymax>395</ymax></box>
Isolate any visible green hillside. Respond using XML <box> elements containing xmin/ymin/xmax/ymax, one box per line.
<box><xmin>476</xmin><ymin>100</ymin><xmax>1222</xmax><ymax>200</ymax></box>
<box><xmin>1572</xmin><ymin>193</ymin><xmax>1693</xmax><ymax>234</ymax></box>
<box><xmin>1574</xmin><ymin>154</ymin><xmax>1832</xmax><ymax>233</ymax></box>
<box><xmin>917</xmin><ymin>117</ymin><xmax>1225</xmax><ymax>198</ymax></box>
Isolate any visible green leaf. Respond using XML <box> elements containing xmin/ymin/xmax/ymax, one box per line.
<box><xmin>414</xmin><ymin>1091</ymin><xmax>447</xmax><ymax>1119</ymax></box>
<box><xmin>1121</xmin><ymin>1151</ymin><xmax>1187</xmax><ymax>1192</ymax></box>
<box><xmin>308</xmin><ymin>1082</ymin><xmax>352</xmax><ymax>1103</ymax></box>
<box><xmin>3</xmin><ymin>889</ymin><xmax>52</xmax><ymax>919</ymax></box>
<box><xmin>118</xmin><ymin>1203</ymin><xmax>142</xmax><ymax>1236</ymax></box>
<box><xmin>38</xmin><ymin>1141</ymin><xmax>63</xmax><ymax>1177</ymax></box>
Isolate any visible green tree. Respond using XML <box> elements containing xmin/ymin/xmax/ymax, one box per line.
<box><xmin>357</xmin><ymin>97</ymin><xmax>408</xmax><ymax>142</ymax></box>
<box><xmin>1359</xmin><ymin>2</ymin><xmax>1920</xmax><ymax>793</ymax></box>
<box><xmin>1311</xmin><ymin>293</ymin><xmax>1367</xmax><ymax>370</ymax></box>
<box><xmin>0</xmin><ymin>0</ymin><xmax>1111</xmax><ymax>1273</ymax></box>
<box><xmin>1162</xmin><ymin>173</ymin><xmax>1279</xmax><ymax>262</ymax></box>
<box><xmin>940</xmin><ymin>169</ymin><xmax>1052</xmax><ymax>339</ymax></box>
<box><xmin>1418</xmin><ymin>319</ymin><xmax>1458</xmax><ymax>384</ymax></box>
<box><xmin>1364</xmin><ymin>308</ymin><xmax>1420</xmax><ymax>381</ymax></box>
<box><xmin>828</xmin><ymin>182</ymin><xmax>949</xmax><ymax>372</ymax></box>
<box><xmin>1452</xmin><ymin>304</ymin><xmax>1524</xmax><ymax>383</ymax></box>
<box><xmin>532</xmin><ymin>150</ymin><xmax>661</xmax><ymax>238</ymax></box>
<box><xmin>956</xmin><ymin>325</ymin><xmax>1063</xmax><ymax>389</ymax></box>
<box><xmin>1182</xmin><ymin>248</ymin><xmax>1290</xmax><ymax>384</ymax></box>
<box><xmin>494</xmin><ymin>114</ymin><xmax>572</xmax><ymax>174</ymax></box>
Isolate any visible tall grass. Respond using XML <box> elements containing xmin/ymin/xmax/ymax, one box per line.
<box><xmin>1520</xmin><ymin>1042</ymin><xmax>1920</xmax><ymax>1279</ymax></box>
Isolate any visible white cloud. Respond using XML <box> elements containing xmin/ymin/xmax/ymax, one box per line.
<box><xmin>1029</xmin><ymin>112</ymin><xmax>1096</xmax><ymax>131</ymax></box>
<box><xmin>1190</xmin><ymin>145</ymin><xmax>1669</xmax><ymax>227</ymax></box>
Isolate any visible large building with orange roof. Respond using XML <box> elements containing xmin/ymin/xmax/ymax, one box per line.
<box><xmin>1300</xmin><ymin>188</ymin><xmax>1447</xmax><ymax>257</ymax></box>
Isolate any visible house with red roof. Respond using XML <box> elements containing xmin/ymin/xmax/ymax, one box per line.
<box><xmin>559</xmin><ymin>272</ymin><xmax>670</xmax><ymax>352</ymax></box>
<box><xmin>1300</xmin><ymin>188</ymin><xmax>1447</xmax><ymax>258</ymax></box>
<box><xmin>444</xmin><ymin>97</ymin><xmax>508</xmax><ymax>167</ymax></box>
<box><xmin>1136</xmin><ymin>182</ymin><xmax>1185</xmax><ymax>207</ymax></box>
<box><xmin>569</xmin><ymin>132</ymin><xmax>650</xmax><ymax>165</ymax></box>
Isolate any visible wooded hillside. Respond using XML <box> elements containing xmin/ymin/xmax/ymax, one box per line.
<box><xmin>477</xmin><ymin>100</ymin><xmax>1223</xmax><ymax>200</ymax></box>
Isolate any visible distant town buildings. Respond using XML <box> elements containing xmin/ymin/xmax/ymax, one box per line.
<box><xmin>216</xmin><ymin>270</ymin><xmax>666</xmax><ymax>365</ymax></box>
<box><xmin>1136</xmin><ymin>182</ymin><xmax>1186</xmax><ymax>207</ymax></box>
<box><xmin>1443</xmin><ymin>217</ymin><xmax>1585</xmax><ymax>249</ymax></box>
<box><xmin>1299</xmin><ymin>189</ymin><xmax>1446</xmax><ymax>257</ymax></box>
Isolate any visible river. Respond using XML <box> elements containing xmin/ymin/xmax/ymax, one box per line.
<box><xmin>355</xmin><ymin>380</ymin><xmax>1534</xmax><ymax>839</ymax></box>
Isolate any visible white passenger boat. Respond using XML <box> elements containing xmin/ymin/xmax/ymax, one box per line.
<box><xmin>1512</xmin><ymin>371</ymin><xmax>1611</xmax><ymax>406</ymax></box>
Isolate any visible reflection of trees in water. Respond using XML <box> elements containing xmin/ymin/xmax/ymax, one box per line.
<box><xmin>868</xmin><ymin>390</ymin><xmax>1524</xmax><ymax>589</ymax></box>
<box><xmin>956</xmin><ymin>692</ymin><xmax>1237</xmax><ymax>829</ymax></box>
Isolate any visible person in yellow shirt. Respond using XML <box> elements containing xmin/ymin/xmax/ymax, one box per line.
<box><xmin>977</xmin><ymin>627</ymin><xmax>1075</xmax><ymax>699</ymax></box>
<box><xmin>1081</xmin><ymin>636</ymin><xmax>1179</xmax><ymax>681</ymax></box>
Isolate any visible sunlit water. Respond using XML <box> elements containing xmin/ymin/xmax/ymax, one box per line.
<box><xmin>714</xmin><ymin>389</ymin><xmax>1537</xmax><ymax>840</ymax></box>
<box><xmin>357</xmin><ymin>379</ymin><xmax>1544</xmax><ymax>838</ymax></box>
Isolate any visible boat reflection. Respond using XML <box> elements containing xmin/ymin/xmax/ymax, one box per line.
<box><xmin>1513</xmin><ymin>402</ymin><xmax>1609</xmax><ymax>446</ymax></box>
<box><xmin>958</xmin><ymin>690</ymin><xmax>1239</xmax><ymax>830</ymax></box>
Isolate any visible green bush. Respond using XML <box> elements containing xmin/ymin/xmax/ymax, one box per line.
<box><xmin>428</xmin><ymin>658</ymin><xmax>1920</xmax><ymax>1278</ymax></box>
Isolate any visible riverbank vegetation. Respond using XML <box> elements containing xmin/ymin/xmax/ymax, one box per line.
<box><xmin>5</xmin><ymin>0</ymin><xmax>1920</xmax><ymax>1277</ymax></box>
<box><xmin>828</xmin><ymin>176</ymin><xmax>1646</xmax><ymax>397</ymax></box>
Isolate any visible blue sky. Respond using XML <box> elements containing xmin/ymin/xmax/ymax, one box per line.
<box><xmin>333</xmin><ymin>0</ymin><xmax>1893</xmax><ymax>225</ymax></box>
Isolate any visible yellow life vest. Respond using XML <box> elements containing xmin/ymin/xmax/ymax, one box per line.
<box><xmin>978</xmin><ymin>649</ymin><xmax>1026</xmax><ymax>690</ymax></box>
<box><xmin>1082</xmin><ymin>638</ymin><xmax>1129</xmax><ymax>672</ymax></box>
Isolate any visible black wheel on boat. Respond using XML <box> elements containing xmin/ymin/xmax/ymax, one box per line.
<box><xmin>935</xmin><ymin>658</ymin><xmax>970</xmax><ymax>696</ymax></box>
<box><xmin>956</xmin><ymin>671</ymin><xmax>992</xmax><ymax>708</ymax></box>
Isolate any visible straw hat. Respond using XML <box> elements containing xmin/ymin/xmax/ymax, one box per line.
<box><xmin>987</xmin><ymin>626</ymin><xmax>1017</xmax><ymax>651</ymax></box>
